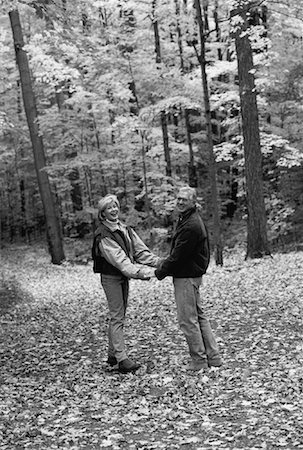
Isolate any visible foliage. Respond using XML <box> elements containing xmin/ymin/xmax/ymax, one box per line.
<box><xmin>0</xmin><ymin>0</ymin><xmax>303</xmax><ymax>245</ymax></box>
<box><xmin>214</xmin><ymin>132</ymin><xmax>303</xmax><ymax>238</ymax></box>
<box><xmin>0</xmin><ymin>244</ymin><xmax>302</xmax><ymax>448</ymax></box>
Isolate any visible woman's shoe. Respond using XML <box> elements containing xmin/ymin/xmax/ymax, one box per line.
<box><xmin>118</xmin><ymin>359</ymin><xmax>141</xmax><ymax>374</ymax></box>
<box><xmin>187</xmin><ymin>360</ymin><xmax>209</xmax><ymax>372</ymax></box>
<box><xmin>107</xmin><ymin>356</ymin><xmax>118</xmax><ymax>367</ymax></box>
<box><xmin>208</xmin><ymin>357</ymin><xmax>223</xmax><ymax>368</ymax></box>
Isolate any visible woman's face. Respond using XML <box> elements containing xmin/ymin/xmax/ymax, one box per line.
<box><xmin>103</xmin><ymin>201</ymin><xmax>119</xmax><ymax>222</ymax></box>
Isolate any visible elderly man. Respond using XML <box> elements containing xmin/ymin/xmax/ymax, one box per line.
<box><xmin>155</xmin><ymin>186</ymin><xmax>222</xmax><ymax>371</ymax></box>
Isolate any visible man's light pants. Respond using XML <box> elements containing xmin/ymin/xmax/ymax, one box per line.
<box><xmin>173</xmin><ymin>277</ymin><xmax>220</xmax><ymax>363</ymax></box>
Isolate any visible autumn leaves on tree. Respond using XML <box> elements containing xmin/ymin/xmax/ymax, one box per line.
<box><xmin>1</xmin><ymin>0</ymin><xmax>303</xmax><ymax>262</ymax></box>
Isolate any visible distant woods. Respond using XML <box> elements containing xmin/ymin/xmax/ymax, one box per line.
<box><xmin>0</xmin><ymin>0</ymin><xmax>302</xmax><ymax>263</ymax></box>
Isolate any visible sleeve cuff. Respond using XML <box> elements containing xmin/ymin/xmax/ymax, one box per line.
<box><xmin>155</xmin><ymin>269</ymin><xmax>166</xmax><ymax>280</ymax></box>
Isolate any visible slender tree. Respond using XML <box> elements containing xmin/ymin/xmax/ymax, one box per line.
<box><xmin>140</xmin><ymin>130</ymin><xmax>153</xmax><ymax>234</ymax></box>
<box><xmin>9</xmin><ymin>9</ymin><xmax>65</xmax><ymax>264</ymax></box>
<box><xmin>231</xmin><ymin>1</ymin><xmax>270</xmax><ymax>258</ymax></box>
<box><xmin>174</xmin><ymin>0</ymin><xmax>197</xmax><ymax>187</ymax></box>
<box><xmin>194</xmin><ymin>0</ymin><xmax>223</xmax><ymax>265</ymax></box>
<box><xmin>152</xmin><ymin>0</ymin><xmax>172</xmax><ymax>177</ymax></box>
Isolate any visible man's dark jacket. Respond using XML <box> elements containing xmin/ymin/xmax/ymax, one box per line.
<box><xmin>155</xmin><ymin>207</ymin><xmax>210</xmax><ymax>280</ymax></box>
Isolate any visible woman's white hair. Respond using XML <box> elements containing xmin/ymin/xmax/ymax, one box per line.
<box><xmin>97</xmin><ymin>194</ymin><xmax>120</xmax><ymax>220</ymax></box>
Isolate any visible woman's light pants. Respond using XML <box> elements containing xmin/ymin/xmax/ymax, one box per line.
<box><xmin>101</xmin><ymin>274</ymin><xmax>129</xmax><ymax>363</ymax></box>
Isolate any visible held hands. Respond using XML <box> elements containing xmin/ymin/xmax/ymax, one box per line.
<box><xmin>138</xmin><ymin>268</ymin><xmax>156</xmax><ymax>280</ymax></box>
<box><xmin>156</xmin><ymin>258</ymin><xmax>165</xmax><ymax>269</ymax></box>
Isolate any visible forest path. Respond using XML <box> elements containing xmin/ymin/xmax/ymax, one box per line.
<box><xmin>0</xmin><ymin>245</ymin><xmax>302</xmax><ymax>449</ymax></box>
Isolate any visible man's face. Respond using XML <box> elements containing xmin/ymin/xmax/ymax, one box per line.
<box><xmin>176</xmin><ymin>190</ymin><xmax>195</xmax><ymax>213</ymax></box>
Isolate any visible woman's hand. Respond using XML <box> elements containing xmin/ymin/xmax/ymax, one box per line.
<box><xmin>138</xmin><ymin>268</ymin><xmax>156</xmax><ymax>280</ymax></box>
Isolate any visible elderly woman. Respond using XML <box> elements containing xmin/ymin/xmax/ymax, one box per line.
<box><xmin>92</xmin><ymin>194</ymin><xmax>159</xmax><ymax>374</ymax></box>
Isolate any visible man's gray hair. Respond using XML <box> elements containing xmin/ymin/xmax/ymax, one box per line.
<box><xmin>178</xmin><ymin>186</ymin><xmax>197</xmax><ymax>202</ymax></box>
<box><xmin>97</xmin><ymin>194</ymin><xmax>120</xmax><ymax>220</ymax></box>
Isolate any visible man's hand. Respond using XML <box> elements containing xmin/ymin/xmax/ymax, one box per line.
<box><xmin>156</xmin><ymin>258</ymin><xmax>165</xmax><ymax>269</ymax></box>
<box><xmin>138</xmin><ymin>268</ymin><xmax>156</xmax><ymax>280</ymax></box>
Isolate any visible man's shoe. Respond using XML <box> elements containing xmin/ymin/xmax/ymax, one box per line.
<box><xmin>208</xmin><ymin>357</ymin><xmax>223</xmax><ymax>368</ymax></box>
<box><xmin>107</xmin><ymin>356</ymin><xmax>118</xmax><ymax>367</ymax></box>
<box><xmin>187</xmin><ymin>360</ymin><xmax>209</xmax><ymax>372</ymax></box>
<box><xmin>118</xmin><ymin>359</ymin><xmax>141</xmax><ymax>374</ymax></box>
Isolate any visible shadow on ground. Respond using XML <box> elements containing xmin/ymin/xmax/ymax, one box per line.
<box><xmin>0</xmin><ymin>281</ymin><xmax>32</xmax><ymax>315</ymax></box>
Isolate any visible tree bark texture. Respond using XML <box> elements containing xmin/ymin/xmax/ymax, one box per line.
<box><xmin>160</xmin><ymin>113</ymin><xmax>172</xmax><ymax>177</ymax></box>
<box><xmin>140</xmin><ymin>132</ymin><xmax>153</xmax><ymax>234</ymax></box>
<box><xmin>9</xmin><ymin>9</ymin><xmax>65</xmax><ymax>264</ymax></box>
<box><xmin>194</xmin><ymin>0</ymin><xmax>223</xmax><ymax>265</ymax></box>
<box><xmin>232</xmin><ymin>2</ymin><xmax>270</xmax><ymax>258</ymax></box>
<box><xmin>174</xmin><ymin>0</ymin><xmax>196</xmax><ymax>186</ymax></box>
<box><xmin>55</xmin><ymin>85</ymin><xmax>83</xmax><ymax>216</ymax></box>
<box><xmin>185</xmin><ymin>110</ymin><xmax>197</xmax><ymax>187</ymax></box>
<box><xmin>152</xmin><ymin>2</ymin><xmax>172</xmax><ymax>177</ymax></box>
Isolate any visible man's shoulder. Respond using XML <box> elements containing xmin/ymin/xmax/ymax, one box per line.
<box><xmin>187</xmin><ymin>210</ymin><xmax>203</xmax><ymax>225</ymax></box>
<box><xmin>187</xmin><ymin>212</ymin><xmax>207</xmax><ymax>235</ymax></box>
<box><xmin>177</xmin><ymin>216</ymin><xmax>199</xmax><ymax>238</ymax></box>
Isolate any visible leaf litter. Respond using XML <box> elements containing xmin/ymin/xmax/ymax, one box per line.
<box><xmin>0</xmin><ymin>245</ymin><xmax>302</xmax><ymax>449</ymax></box>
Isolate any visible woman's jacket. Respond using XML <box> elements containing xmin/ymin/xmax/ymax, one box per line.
<box><xmin>92</xmin><ymin>220</ymin><xmax>159</xmax><ymax>278</ymax></box>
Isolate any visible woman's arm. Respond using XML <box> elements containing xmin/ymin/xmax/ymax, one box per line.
<box><xmin>99</xmin><ymin>237</ymin><xmax>152</xmax><ymax>279</ymax></box>
<box><xmin>129</xmin><ymin>229</ymin><xmax>160</xmax><ymax>267</ymax></box>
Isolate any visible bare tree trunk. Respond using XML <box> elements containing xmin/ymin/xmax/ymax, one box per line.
<box><xmin>152</xmin><ymin>1</ymin><xmax>172</xmax><ymax>177</ymax></box>
<box><xmin>174</xmin><ymin>0</ymin><xmax>184</xmax><ymax>72</ymax></box>
<box><xmin>14</xmin><ymin>143</ymin><xmax>28</xmax><ymax>240</ymax></box>
<box><xmin>9</xmin><ymin>9</ymin><xmax>65</xmax><ymax>264</ymax></box>
<box><xmin>127</xmin><ymin>57</ymin><xmax>153</xmax><ymax>231</ymax></box>
<box><xmin>231</xmin><ymin>2</ymin><xmax>270</xmax><ymax>258</ymax></box>
<box><xmin>55</xmin><ymin>84</ymin><xmax>84</xmax><ymax>219</ymax></box>
<box><xmin>174</xmin><ymin>0</ymin><xmax>196</xmax><ymax>186</ymax></box>
<box><xmin>92</xmin><ymin>118</ymin><xmax>107</xmax><ymax>195</ymax></box>
<box><xmin>6</xmin><ymin>170</ymin><xmax>15</xmax><ymax>243</ymax></box>
<box><xmin>185</xmin><ymin>110</ymin><xmax>197</xmax><ymax>187</ymax></box>
<box><xmin>16</xmin><ymin>78</ymin><xmax>29</xmax><ymax>241</ymax></box>
<box><xmin>214</xmin><ymin>0</ymin><xmax>222</xmax><ymax>61</ymax></box>
<box><xmin>194</xmin><ymin>0</ymin><xmax>223</xmax><ymax>265</ymax></box>
<box><xmin>0</xmin><ymin>189</ymin><xmax>3</xmax><ymax>247</ymax></box>
<box><xmin>160</xmin><ymin>113</ymin><xmax>172</xmax><ymax>177</ymax></box>
<box><xmin>140</xmin><ymin>132</ymin><xmax>153</xmax><ymax>236</ymax></box>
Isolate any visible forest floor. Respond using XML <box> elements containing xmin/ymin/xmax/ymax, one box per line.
<box><xmin>0</xmin><ymin>243</ymin><xmax>303</xmax><ymax>450</ymax></box>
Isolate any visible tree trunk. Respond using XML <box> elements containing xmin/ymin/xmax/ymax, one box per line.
<box><xmin>214</xmin><ymin>0</ymin><xmax>222</xmax><ymax>61</ymax></box>
<box><xmin>92</xmin><ymin>118</ymin><xmax>107</xmax><ymax>195</ymax></box>
<box><xmin>55</xmin><ymin>84</ymin><xmax>84</xmax><ymax>218</ymax></box>
<box><xmin>185</xmin><ymin>110</ymin><xmax>197</xmax><ymax>187</ymax></box>
<box><xmin>9</xmin><ymin>9</ymin><xmax>65</xmax><ymax>264</ymax></box>
<box><xmin>231</xmin><ymin>2</ymin><xmax>270</xmax><ymax>258</ymax></box>
<box><xmin>140</xmin><ymin>132</ymin><xmax>153</xmax><ymax>233</ymax></box>
<box><xmin>194</xmin><ymin>0</ymin><xmax>223</xmax><ymax>265</ymax></box>
<box><xmin>174</xmin><ymin>0</ymin><xmax>184</xmax><ymax>72</ymax></box>
<box><xmin>6</xmin><ymin>170</ymin><xmax>15</xmax><ymax>243</ymax></box>
<box><xmin>152</xmin><ymin>2</ymin><xmax>172</xmax><ymax>177</ymax></box>
<box><xmin>174</xmin><ymin>0</ymin><xmax>196</xmax><ymax>186</ymax></box>
<box><xmin>160</xmin><ymin>113</ymin><xmax>172</xmax><ymax>177</ymax></box>
<box><xmin>16</xmin><ymin>78</ymin><xmax>29</xmax><ymax>240</ymax></box>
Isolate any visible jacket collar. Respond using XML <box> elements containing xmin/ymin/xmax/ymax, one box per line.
<box><xmin>178</xmin><ymin>206</ymin><xmax>196</xmax><ymax>222</ymax></box>
<box><xmin>101</xmin><ymin>219</ymin><xmax>124</xmax><ymax>232</ymax></box>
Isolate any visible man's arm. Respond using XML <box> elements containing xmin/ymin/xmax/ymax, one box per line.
<box><xmin>155</xmin><ymin>228</ymin><xmax>197</xmax><ymax>280</ymax></box>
